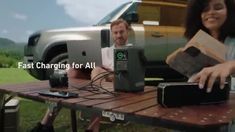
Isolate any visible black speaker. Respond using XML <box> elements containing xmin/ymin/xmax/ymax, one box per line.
<box><xmin>157</xmin><ymin>82</ymin><xmax>230</xmax><ymax>107</ymax></box>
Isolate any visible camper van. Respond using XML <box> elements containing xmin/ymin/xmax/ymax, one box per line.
<box><xmin>24</xmin><ymin>0</ymin><xmax>187</xmax><ymax>80</ymax></box>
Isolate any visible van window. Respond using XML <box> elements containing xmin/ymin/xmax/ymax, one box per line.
<box><xmin>160</xmin><ymin>6</ymin><xmax>186</xmax><ymax>27</ymax></box>
<box><xmin>136</xmin><ymin>3</ymin><xmax>161</xmax><ymax>24</ymax></box>
<box><xmin>121</xmin><ymin>2</ymin><xmax>186</xmax><ymax>27</ymax></box>
<box><xmin>121</xmin><ymin>3</ymin><xmax>160</xmax><ymax>25</ymax></box>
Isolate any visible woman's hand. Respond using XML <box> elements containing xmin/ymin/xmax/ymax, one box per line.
<box><xmin>188</xmin><ymin>61</ymin><xmax>235</xmax><ymax>92</ymax></box>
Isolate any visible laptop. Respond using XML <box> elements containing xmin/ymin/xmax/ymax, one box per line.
<box><xmin>67</xmin><ymin>40</ymin><xmax>102</xmax><ymax>69</ymax></box>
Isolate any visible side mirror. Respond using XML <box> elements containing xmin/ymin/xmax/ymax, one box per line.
<box><xmin>123</xmin><ymin>12</ymin><xmax>139</xmax><ymax>24</ymax></box>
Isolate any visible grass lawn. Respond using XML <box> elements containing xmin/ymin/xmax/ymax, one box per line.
<box><xmin>0</xmin><ymin>68</ymin><xmax>37</xmax><ymax>84</ymax></box>
<box><xmin>0</xmin><ymin>68</ymin><xmax>169</xmax><ymax>132</ymax></box>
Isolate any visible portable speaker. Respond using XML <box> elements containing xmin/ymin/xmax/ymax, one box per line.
<box><xmin>157</xmin><ymin>82</ymin><xmax>230</xmax><ymax>107</ymax></box>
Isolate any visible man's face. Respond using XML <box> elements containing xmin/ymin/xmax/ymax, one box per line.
<box><xmin>111</xmin><ymin>23</ymin><xmax>128</xmax><ymax>47</ymax></box>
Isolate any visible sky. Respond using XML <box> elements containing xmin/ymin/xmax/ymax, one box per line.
<box><xmin>0</xmin><ymin>0</ymin><xmax>130</xmax><ymax>43</ymax></box>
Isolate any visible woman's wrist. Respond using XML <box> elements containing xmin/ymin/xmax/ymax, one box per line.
<box><xmin>227</xmin><ymin>61</ymin><xmax>235</xmax><ymax>74</ymax></box>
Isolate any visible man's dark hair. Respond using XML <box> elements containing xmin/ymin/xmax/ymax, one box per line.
<box><xmin>184</xmin><ymin>0</ymin><xmax>235</xmax><ymax>41</ymax></box>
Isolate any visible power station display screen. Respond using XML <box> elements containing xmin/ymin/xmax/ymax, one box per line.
<box><xmin>115</xmin><ymin>50</ymin><xmax>128</xmax><ymax>71</ymax></box>
<box><xmin>115</xmin><ymin>50</ymin><xmax>128</xmax><ymax>61</ymax></box>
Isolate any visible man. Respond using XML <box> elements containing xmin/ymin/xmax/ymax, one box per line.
<box><xmin>91</xmin><ymin>19</ymin><xmax>129</xmax><ymax>81</ymax></box>
<box><xmin>31</xmin><ymin>19</ymin><xmax>129</xmax><ymax>132</ymax></box>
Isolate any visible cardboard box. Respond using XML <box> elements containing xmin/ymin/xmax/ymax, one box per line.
<box><xmin>166</xmin><ymin>30</ymin><xmax>228</xmax><ymax>77</ymax></box>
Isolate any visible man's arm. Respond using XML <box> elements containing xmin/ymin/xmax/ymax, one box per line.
<box><xmin>91</xmin><ymin>67</ymin><xmax>114</xmax><ymax>82</ymax></box>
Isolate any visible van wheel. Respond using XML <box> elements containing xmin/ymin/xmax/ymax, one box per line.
<box><xmin>45</xmin><ymin>52</ymin><xmax>68</xmax><ymax>79</ymax></box>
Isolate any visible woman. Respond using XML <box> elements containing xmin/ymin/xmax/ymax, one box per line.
<box><xmin>185</xmin><ymin>0</ymin><xmax>235</xmax><ymax>92</ymax></box>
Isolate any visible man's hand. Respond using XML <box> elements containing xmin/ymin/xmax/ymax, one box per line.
<box><xmin>101</xmin><ymin>65</ymin><xmax>113</xmax><ymax>72</ymax></box>
<box><xmin>67</xmin><ymin>68</ymin><xmax>78</xmax><ymax>78</ymax></box>
<box><xmin>188</xmin><ymin>61</ymin><xmax>235</xmax><ymax>92</ymax></box>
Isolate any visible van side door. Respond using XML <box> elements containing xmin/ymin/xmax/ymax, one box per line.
<box><xmin>121</xmin><ymin>2</ymin><xmax>168</xmax><ymax>62</ymax></box>
<box><xmin>160</xmin><ymin>4</ymin><xmax>187</xmax><ymax>56</ymax></box>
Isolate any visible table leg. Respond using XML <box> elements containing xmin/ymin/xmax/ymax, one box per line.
<box><xmin>85</xmin><ymin>116</ymin><xmax>101</xmax><ymax>132</ymax></box>
<box><xmin>0</xmin><ymin>93</ymin><xmax>5</xmax><ymax>132</ymax></box>
<box><xmin>71</xmin><ymin>109</ymin><xmax>77</xmax><ymax>132</ymax></box>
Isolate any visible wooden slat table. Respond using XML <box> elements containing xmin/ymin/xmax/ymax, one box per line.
<box><xmin>1</xmin><ymin>79</ymin><xmax>235</xmax><ymax>132</ymax></box>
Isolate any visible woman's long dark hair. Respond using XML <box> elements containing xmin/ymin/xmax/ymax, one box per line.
<box><xmin>184</xmin><ymin>0</ymin><xmax>235</xmax><ymax>41</ymax></box>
